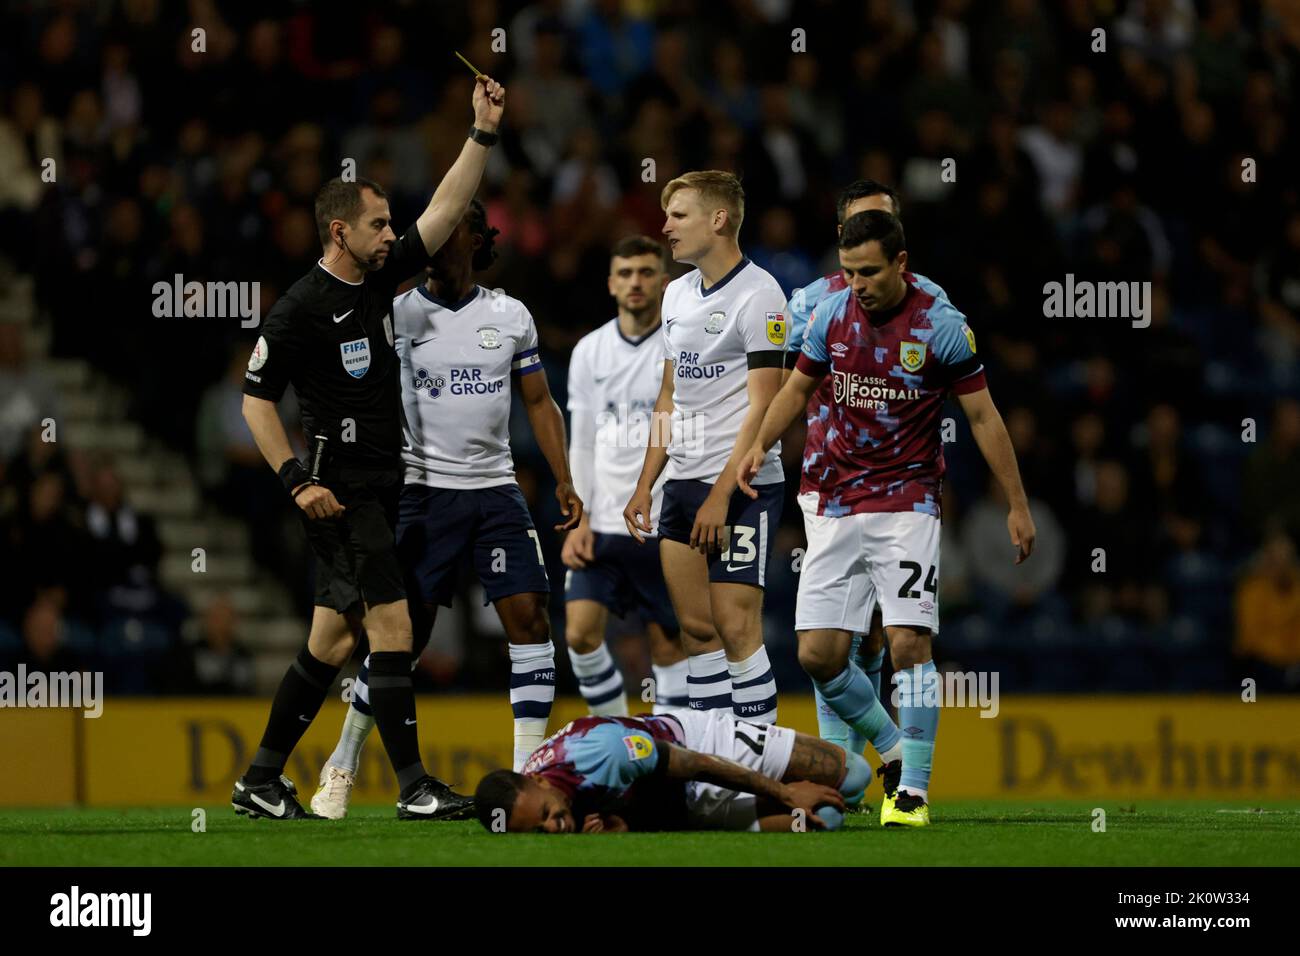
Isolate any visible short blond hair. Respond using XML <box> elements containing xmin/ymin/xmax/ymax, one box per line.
<box><xmin>661</xmin><ymin>170</ymin><xmax>745</xmax><ymax>237</ymax></box>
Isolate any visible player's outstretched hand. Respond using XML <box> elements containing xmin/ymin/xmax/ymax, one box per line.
<box><xmin>689</xmin><ymin>489</ymin><xmax>728</xmax><ymax>555</ymax></box>
<box><xmin>562</xmin><ymin>519</ymin><xmax>596</xmax><ymax>569</ymax></box>
<box><xmin>622</xmin><ymin>486</ymin><xmax>654</xmax><ymax>544</ymax></box>
<box><xmin>780</xmin><ymin>781</ymin><xmax>845</xmax><ymax>829</ymax></box>
<box><xmin>472</xmin><ymin>75</ymin><xmax>505</xmax><ymax>132</ymax></box>
<box><xmin>295</xmin><ymin>484</ymin><xmax>345</xmax><ymax>520</ymax></box>
<box><xmin>555</xmin><ymin>482</ymin><xmax>583</xmax><ymax>532</ymax></box>
<box><xmin>736</xmin><ymin>445</ymin><xmax>766</xmax><ymax>500</ymax></box>
<box><xmin>1008</xmin><ymin>504</ymin><xmax>1036</xmax><ymax>564</ymax></box>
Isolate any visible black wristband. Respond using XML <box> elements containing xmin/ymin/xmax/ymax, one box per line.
<box><xmin>278</xmin><ymin>458</ymin><xmax>311</xmax><ymax>496</ymax></box>
<box><xmin>468</xmin><ymin>125</ymin><xmax>499</xmax><ymax>147</ymax></box>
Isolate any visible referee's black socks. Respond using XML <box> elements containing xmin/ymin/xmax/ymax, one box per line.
<box><xmin>368</xmin><ymin>651</ymin><xmax>428</xmax><ymax>796</ymax></box>
<box><xmin>245</xmin><ymin>645</ymin><xmax>342</xmax><ymax>785</ymax></box>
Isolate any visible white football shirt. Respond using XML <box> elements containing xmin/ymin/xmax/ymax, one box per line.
<box><xmin>660</xmin><ymin>257</ymin><xmax>788</xmax><ymax>483</ymax></box>
<box><xmin>395</xmin><ymin>284</ymin><xmax>542</xmax><ymax>488</ymax></box>
<box><xmin>568</xmin><ymin>318</ymin><xmax>668</xmax><ymax>535</ymax></box>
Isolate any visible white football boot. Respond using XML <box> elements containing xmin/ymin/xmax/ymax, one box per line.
<box><xmin>310</xmin><ymin>765</ymin><xmax>355</xmax><ymax>820</ymax></box>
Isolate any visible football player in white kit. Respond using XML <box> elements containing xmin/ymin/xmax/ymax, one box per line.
<box><xmin>623</xmin><ymin>171</ymin><xmax>789</xmax><ymax>725</ymax></box>
<box><xmin>311</xmin><ymin>201</ymin><xmax>583</xmax><ymax>817</ymax></box>
<box><xmin>563</xmin><ymin>236</ymin><xmax>689</xmax><ymax>717</ymax></box>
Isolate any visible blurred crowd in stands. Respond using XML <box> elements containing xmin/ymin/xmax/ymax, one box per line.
<box><xmin>2</xmin><ymin>0</ymin><xmax>1299</xmax><ymax>694</ymax></box>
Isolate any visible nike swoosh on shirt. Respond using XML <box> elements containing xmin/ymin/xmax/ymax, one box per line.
<box><xmin>404</xmin><ymin>718</ymin><xmax>417</xmax><ymax>725</ymax></box>
<box><xmin>333</xmin><ymin>310</ymin><xmax>354</xmax><ymax>323</ymax></box>
<box><xmin>411</xmin><ymin>337</ymin><xmax>436</xmax><ymax>348</ymax></box>
<box><xmin>298</xmin><ymin>714</ymin><xmax>311</xmax><ymax>722</ymax></box>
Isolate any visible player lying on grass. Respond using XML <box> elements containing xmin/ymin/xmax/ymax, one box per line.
<box><xmin>474</xmin><ymin>709</ymin><xmax>883</xmax><ymax>833</ymax></box>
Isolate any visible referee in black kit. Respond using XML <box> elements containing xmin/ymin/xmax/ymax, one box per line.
<box><xmin>231</xmin><ymin>74</ymin><xmax>505</xmax><ymax>821</ymax></box>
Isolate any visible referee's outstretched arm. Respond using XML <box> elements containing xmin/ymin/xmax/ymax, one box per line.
<box><xmin>414</xmin><ymin>75</ymin><xmax>506</xmax><ymax>256</ymax></box>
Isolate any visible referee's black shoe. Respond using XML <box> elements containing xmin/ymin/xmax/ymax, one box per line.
<box><xmin>396</xmin><ymin>776</ymin><xmax>475</xmax><ymax>821</ymax></box>
<box><xmin>232</xmin><ymin>774</ymin><xmax>322</xmax><ymax>820</ymax></box>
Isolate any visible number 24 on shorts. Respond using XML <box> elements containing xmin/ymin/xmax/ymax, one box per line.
<box><xmin>898</xmin><ymin>560</ymin><xmax>937</xmax><ymax>599</ymax></box>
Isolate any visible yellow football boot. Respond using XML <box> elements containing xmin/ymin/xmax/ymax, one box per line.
<box><xmin>875</xmin><ymin>758</ymin><xmax>902</xmax><ymax>825</ymax></box>
<box><xmin>881</xmin><ymin>790</ymin><xmax>931</xmax><ymax>827</ymax></box>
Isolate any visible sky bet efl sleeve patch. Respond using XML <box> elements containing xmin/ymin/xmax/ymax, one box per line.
<box><xmin>622</xmin><ymin>733</ymin><xmax>655</xmax><ymax>761</ymax></box>
<box><xmin>766</xmin><ymin>312</ymin><xmax>786</xmax><ymax>346</ymax></box>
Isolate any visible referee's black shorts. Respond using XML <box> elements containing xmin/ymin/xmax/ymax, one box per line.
<box><xmin>300</xmin><ymin>464</ymin><xmax>406</xmax><ymax>613</ymax></box>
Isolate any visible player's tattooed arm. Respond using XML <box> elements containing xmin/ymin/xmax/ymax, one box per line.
<box><xmin>661</xmin><ymin>743</ymin><xmax>844</xmax><ymax>823</ymax></box>
<box><xmin>663</xmin><ymin>743</ymin><xmax>784</xmax><ymax>800</ymax></box>
<box><xmin>956</xmin><ymin>387</ymin><xmax>1036</xmax><ymax>563</ymax></box>
<box><xmin>783</xmin><ymin>735</ymin><xmax>848</xmax><ymax>787</ymax></box>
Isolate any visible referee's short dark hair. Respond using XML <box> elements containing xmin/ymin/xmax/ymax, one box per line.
<box><xmin>475</xmin><ymin>769</ymin><xmax>529</xmax><ymax>831</ymax></box>
<box><xmin>315</xmin><ymin>176</ymin><xmax>389</xmax><ymax>247</ymax></box>
<box><xmin>610</xmin><ymin>235</ymin><xmax>669</xmax><ymax>271</ymax></box>
<box><xmin>839</xmin><ymin>209</ymin><xmax>907</xmax><ymax>260</ymax></box>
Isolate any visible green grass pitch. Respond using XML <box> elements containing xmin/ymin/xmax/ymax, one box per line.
<box><xmin>4</xmin><ymin>802</ymin><xmax>1299</xmax><ymax>866</ymax></box>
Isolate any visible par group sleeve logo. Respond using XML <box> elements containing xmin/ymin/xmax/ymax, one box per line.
<box><xmin>900</xmin><ymin>341</ymin><xmax>927</xmax><ymax>372</ymax></box>
<box><xmin>766</xmin><ymin>312</ymin><xmax>786</xmax><ymax>346</ymax></box>
<box><xmin>622</xmin><ymin>734</ymin><xmax>654</xmax><ymax>761</ymax></box>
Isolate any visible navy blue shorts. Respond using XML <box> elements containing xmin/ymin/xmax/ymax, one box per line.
<box><xmin>564</xmin><ymin>532</ymin><xmax>678</xmax><ymax>632</ymax></box>
<box><xmin>657</xmin><ymin>479</ymin><xmax>784</xmax><ymax>588</ymax></box>
<box><xmin>396</xmin><ymin>483</ymin><xmax>550</xmax><ymax>608</ymax></box>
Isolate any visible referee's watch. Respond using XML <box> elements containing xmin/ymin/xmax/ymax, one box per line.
<box><xmin>468</xmin><ymin>126</ymin><xmax>499</xmax><ymax>147</ymax></box>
